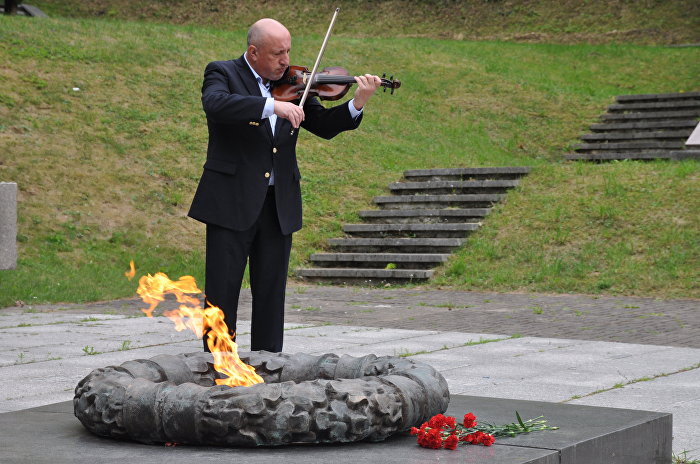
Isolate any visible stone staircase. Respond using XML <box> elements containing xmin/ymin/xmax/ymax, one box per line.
<box><xmin>565</xmin><ymin>91</ymin><xmax>700</xmax><ymax>161</ymax></box>
<box><xmin>296</xmin><ymin>167</ymin><xmax>530</xmax><ymax>285</ymax></box>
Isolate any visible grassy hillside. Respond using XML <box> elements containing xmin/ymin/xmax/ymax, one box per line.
<box><xmin>0</xmin><ymin>15</ymin><xmax>698</xmax><ymax>306</ymax></box>
<box><xmin>30</xmin><ymin>0</ymin><xmax>700</xmax><ymax>45</ymax></box>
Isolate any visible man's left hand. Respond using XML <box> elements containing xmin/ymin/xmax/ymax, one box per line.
<box><xmin>352</xmin><ymin>74</ymin><xmax>382</xmax><ymax>111</ymax></box>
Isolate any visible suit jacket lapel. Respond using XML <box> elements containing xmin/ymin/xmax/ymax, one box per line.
<box><xmin>233</xmin><ymin>55</ymin><xmax>274</xmax><ymax>141</ymax></box>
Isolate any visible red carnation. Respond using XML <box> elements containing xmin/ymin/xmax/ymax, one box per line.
<box><xmin>479</xmin><ymin>433</ymin><xmax>496</xmax><ymax>446</ymax></box>
<box><xmin>466</xmin><ymin>431</ymin><xmax>485</xmax><ymax>443</ymax></box>
<box><xmin>409</xmin><ymin>427</ymin><xmax>419</xmax><ymax>435</ymax></box>
<box><xmin>428</xmin><ymin>414</ymin><xmax>455</xmax><ymax>429</ymax></box>
<box><xmin>418</xmin><ymin>428</ymin><xmax>443</xmax><ymax>449</ymax></box>
<box><xmin>463</xmin><ymin>412</ymin><xmax>477</xmax><ymax>428</ymax></box>
<box><xmin>443</xmin><ymin>433</ymin><xmax>459</xmax><ymax>450</ymax></box>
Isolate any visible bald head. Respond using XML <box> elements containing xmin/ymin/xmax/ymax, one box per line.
<box><xmin>245</xmin><ymin>18</ymin><xmax>291</xmax><ymax>83</ymax></box>
<box><xmin>247</xmin><ymin>18</ymin><xmax>290</xmax><ymax>48</ymax></box>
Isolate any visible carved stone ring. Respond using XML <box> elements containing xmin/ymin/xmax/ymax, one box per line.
<box><xmin>74</xmin><ymin>351</ymin><xmax>450</xmax><ymax>446</ymax></box>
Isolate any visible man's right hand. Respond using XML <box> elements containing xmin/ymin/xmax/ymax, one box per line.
<box><xmin>274</xmin><ymin>101</ymin><xmax>305</xmax><ymax>128</ymax></box>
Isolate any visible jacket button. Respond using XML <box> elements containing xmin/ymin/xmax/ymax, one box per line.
<box><xmin>272</xmin><ymin>147</ymin><xmax>278</xmax><ymax>154</ymax></box>
<box><xmin>264</xmin><ymin>172</ymin><xmax>270</xmax><ymax>178</ymax></box>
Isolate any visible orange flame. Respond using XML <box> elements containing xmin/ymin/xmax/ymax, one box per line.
<box><xmin>124</xmin><ymin>260</ymin><xmax>136</xmax><ymax>281</ymax></box>
<box><xmin>133</xmin><ymin>268</ymin><xmax>263</xmax><ymax>387</ymax></box>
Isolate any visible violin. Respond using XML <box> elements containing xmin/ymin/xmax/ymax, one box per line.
<box><xmin>271</xmin><ymin>65</ymin><xmax>401</xmax><ymax>102</ymax></box>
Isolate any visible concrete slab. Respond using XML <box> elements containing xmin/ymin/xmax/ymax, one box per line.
<box><xmin>284</xmin><ymin>326</ymin><xmax>504</xmax><ymax>357</ymax></box>
<box><xmin>0</xmin><ymin>395</ymin><xmax>670</xmax><ymax>464</ymax></box>
<box><xmin>312</xmin><ymin>332</ymin><xmax>508</xmax><ymax>358</ymax></box>
<box><xmin>570</xmin><ymin>367</ymin><xmax>700</xmax><ymax>454</ymax></box>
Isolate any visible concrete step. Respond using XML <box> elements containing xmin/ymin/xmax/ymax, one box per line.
<box><xmin>358</xmin><ymin>208</ymin><xmax>489</xmax><ymax>224</ymax></box>
<box><xmin>580</xmin><ymin>130</ymin><xmax>693</xmax><ymax>142</ymax></box>
<box><xmin>608</xmin><ymin>101</ymin><xmax>700</xmax><ymax>113</ymax></box>
<box><xmin>388</xmin><ymin>179</ymin><xmax>519</xmax><ymax>195</ymax></box>
<box><xmin>589</xmin><ymin>120</ymin><xmax>699</xmax><ymax>132</ymax></box>
<box><xmin>374</xmin><ymin>194</ymin><xmax>504</xmax><ymax>209</ymax></box>
<box><xmin>668</xmin><ymin>150</ymin><xmax>700</xmax><ymax>161</ymax></box>
<box><xmin>342</xmin><ymin>223</ymin><xmax>479</xmax><ymax>238</ymax></box>
<box><xmin>328</xmin><ymin>237</ymin><xmax>464</xmax><ymax>253</ymax></box>
<box><xmin>309</xmin><ymin>252</ymin><xmax>450</xmax><ymax>269</ymax></box>
<box><xmin>403</xmin><ymin>166</ymin><xmax>531</xmax><ymax>181</ymax></box>
<box><xmin>296</xmin><ymin>267</ymin><xmax>434</xmax><ymax>284</ymax></box>
<box><xmin>601</xmin><ymin>110</ymin><xmax>700</xmax><ymax>122</ymax></box>
<box><xmin>565</xmin><ymin>151</ymin><xmax>685</xmax><ymax>161</ymax></box>
<box><xmin>573</xmin><ymin>141</ymin><xmax>685</xmax><ymax>152</ymax></box>
<box><xmin>615</xmin><ymin>92</ymin><xmax>700</xmax><ymax>103</ymax></box>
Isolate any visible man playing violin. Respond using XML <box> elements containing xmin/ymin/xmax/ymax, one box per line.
<box><xmin>188</xmin><ymin>18</ymin><xmax>382</xmax><ymax>352</ymax></box>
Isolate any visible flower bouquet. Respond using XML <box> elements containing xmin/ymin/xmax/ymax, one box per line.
<box><xmin>410</xmin><ymin>411</ymin><xmax>558</xmax><ymax>450</ymax></box>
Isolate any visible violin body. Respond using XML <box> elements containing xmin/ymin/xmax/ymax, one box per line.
<box><xmin>271</xmin><ymin>65</ymin><xmax>401</xmax><ymax>102</ymax></box>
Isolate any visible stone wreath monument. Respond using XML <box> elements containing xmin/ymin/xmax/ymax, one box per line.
<box><xmin>74</xmin><ymin>351</ymin><xmax>450</xmax><ymax>446</ymax></box>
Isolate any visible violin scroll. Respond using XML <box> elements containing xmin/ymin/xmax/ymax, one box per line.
<box><xmin>381</xmin><ymin>73</ymin><xmax>401</xmax><ymax>95</ymax></box>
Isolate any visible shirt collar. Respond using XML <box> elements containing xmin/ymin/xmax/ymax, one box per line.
<box><xmin>243</xmin><ymin>52</ymin><xmax>269</xmax><ymax>89</ymax></box>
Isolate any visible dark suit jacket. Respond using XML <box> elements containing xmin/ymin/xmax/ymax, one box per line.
<box><xmin>188</xmin><ymin>55</ymin><xmax>363</xmax><ymax>235</ymax></box>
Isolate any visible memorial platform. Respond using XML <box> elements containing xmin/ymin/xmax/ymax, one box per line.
<box><xmin>0</xmin><ymin>394</ymin><xmax>670</xmax><ymax>464</ymax></box>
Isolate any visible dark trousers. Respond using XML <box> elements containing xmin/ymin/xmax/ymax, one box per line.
<box><xmin>204</xmin><ymin>187</ymin><xmax>292</xmax><ymax>352</ymax></box>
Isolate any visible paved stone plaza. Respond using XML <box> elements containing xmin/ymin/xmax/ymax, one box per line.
<box><xmin>0</xmin><ymin>285</ymin><xmax>698</xmax><ymax>460</ymax></box>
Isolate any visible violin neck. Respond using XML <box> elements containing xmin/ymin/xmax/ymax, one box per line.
<box><xmin>313</xmin><ymin>74</ymin><xmax>397</xmax><ymax>90</ymax></box>
<box><xmin>313</xmin><ymin>75</ymin><xmax>357</xmax><ymax>85</ymax></box>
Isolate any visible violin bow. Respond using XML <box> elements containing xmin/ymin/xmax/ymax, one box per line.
<box><xmin>291</xmin><ymin>7</ymin><xmax>341</xmax><ymax>136</ymax></box>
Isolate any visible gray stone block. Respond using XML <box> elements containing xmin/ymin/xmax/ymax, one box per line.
<box><xmin>580</xmin><ymin>130</ymin><xmax>692</xmax><ymax>141</ymax></box>
<box><xmin>565</xmin><ymin>152</ymin><xmax>677</xmax><ymax>161</ymax></box>
<box><xmin>309</xmin><ymin>252</ymin><xmax>449</xmax><ymax>269</ymax></box>
<box><xmin>0</xmin><ymin>395</ymin><xmax>672</xmax><ymax>463</ymax></box>
<box><xmin>616</xmin><ymin>91</ymin><xmax>700</xmax><ymax>102</ymax></box>
<box><xmin>403</xmin><ymin>166</ymin><xmax>531</xmax><ymax>181</ymax></box>
<box><xmin>574</xmin><ymin>141</ymin><xmax>685</xmax><ymax>151</ymax></box>
<box><xmin>328</xmin><ymin>237</ymin><xmax>464</xmax><ymax>253</ymax></box>
<box><xmin>608</xmin><ymin>100</ymin><xmax>700</xmax><ymax>112</ymax></box>
<box><xmin>342</xmin><ymin>223</ymin><xmax>479</xmax><ymax>238</ymax></box>
<box><xmin>0</xmin><ymin>182</ymin><xmax>17</xmax><ymax>270</ymax></box>
<box><xmin>389</xmin><ymin>179</ymin><xmax>519</xmax><ymax>195</ymax></box>
<box><xmin>374</xmin><ymin>194</ymin><xmax>504</xmax><ymax>209</ymax></box>
<box><xmin>19</xmin><ymin>4</ymin><xmax>48</xmax><ymax>17</ymax></box>
<box><xmin>296</xmin><ymin>268</ymin><xmax>434</xmax><ymax>285</ymax></box>
<box><xmin>358</xmin><ymin>208</ymin><xmax>490</xmax><ymax>224</ymax></box>
<box><xmin>601</xmin><ymin>110</ymin><xmax>700</xmax><ymax>121</ymax></box>
<box><xmin>589</xmin><ymin>120</ymin><xmax>699</xmax><ymax>132</ymax></box>
<box><xmin>670</xmin><ymin>150</ymin><xmax>700</xmax><ymax>160</ymax></box>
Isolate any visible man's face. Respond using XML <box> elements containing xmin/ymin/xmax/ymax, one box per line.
<box><xmin>248</xmin><ymin>31</ymin><xmax>291</xmax><ymax>83</ymax></box>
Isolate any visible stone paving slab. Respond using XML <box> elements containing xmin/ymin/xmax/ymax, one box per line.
<box><xmin>6</xmin><ymin>286</ymin><xmax>698</xmax><ymax>348</ymax></box>
<box><xmin>306</xmin><ymin>332</ymin><xmax>507</xmax><ymax>358</ymax></box>
<box><xmin>412</xmin><ymin>338</ymin><xmax>700</xmax><ymax>399</ymax></box>
<box><xmin>277</xmin><ymin>286</ymin><xmax>700</xmax><ymax>348</ymax></box>
<box><xmin>571</xmin><ymin>367</ymin><xmax>700</xmax><ymax>455</ymax></box>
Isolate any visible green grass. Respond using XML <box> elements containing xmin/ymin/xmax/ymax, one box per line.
<box><xmin>434</xmin><ymin>162</ymin><xmax>699</xmax><ymax>297</ymax></box>
<box><xmin>31</xmin><ymin>0</ymin><xmax>700</xmax><ymax>45</ymax></box>
<box><xmin>0</xmin><ymin>15</ymin><xmax>699</xmax><ymax>307</ymax></box>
